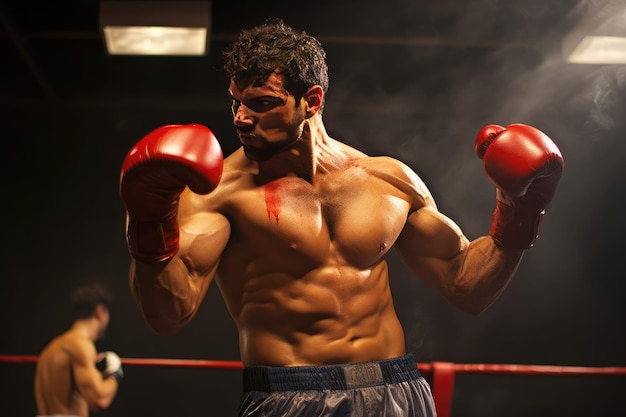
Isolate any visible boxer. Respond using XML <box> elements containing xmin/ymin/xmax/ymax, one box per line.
<box><xmin>121</xmin><ymin>18</ymin><xmax>563</xmax><ymax>417</ymax></box>
<box><xmin>35</xmin><ymin>283</ymin><xmax>122</xmax><ymax>417</ymax></box>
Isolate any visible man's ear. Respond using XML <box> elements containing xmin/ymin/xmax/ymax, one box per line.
<box><xmin>94</xmin><ymin>304</ymin><xmax>107</xmax><ymax>320</ymax></box>
<box><xmin>303</xmin><ymin>85</ymin><xmax>324</xmax><ymax>118</ymax></box>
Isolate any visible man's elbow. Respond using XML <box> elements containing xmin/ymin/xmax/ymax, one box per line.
<box><xmin>455</xmin><ymin>301</ymin><xmax>491</xmax><ymax>316</ymax></box>
<box><xmin>88</xmin><ymin>396</ymin><xmax>113</xmax><ymax>412</ymax></box>
<box><xmin>144</xmin><ymin>314</ymin><xmax>190</xmax><ymax>336</ymax></box>
<box><xmin>446</xmin><ymin>283</ymin><xmax>496</xmax><ymax>315</ymax></box>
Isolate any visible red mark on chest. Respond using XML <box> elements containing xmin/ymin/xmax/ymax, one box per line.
<box><xmin>264</xmin><ymin>182</ymin><xmax>282</xmax><ymax>224</ymax></box>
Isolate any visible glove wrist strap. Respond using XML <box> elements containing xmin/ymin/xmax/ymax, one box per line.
<box><xmin>126</xmin><ymin>210</ymin><xmax>179</xmax><ymax>263</ymax></box>
<box><xmin>490</xmin><ymin>196</ymin><xmax>544</xmax><ymax>249</ymax></box>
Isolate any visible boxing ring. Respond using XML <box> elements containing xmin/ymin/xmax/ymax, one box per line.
<box><xmin>3</xmin><ymin>354</ymin><xmax>625</xmax><ymax>416</ymax></box>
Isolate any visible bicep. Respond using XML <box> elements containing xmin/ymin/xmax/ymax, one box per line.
<box><xmin>178</xmin><ymin>210</ymin><xmax>231</xmax><ymax>277</ymax></box>
<box><xmin>177</xmin><ymin>189</ymin><xmax>231</xmax><ymax>276</ymax></box>
<box><xmin>394</xmin><ymin>206</ymin><xmax>469</xmax><ymax>295</ymax></box>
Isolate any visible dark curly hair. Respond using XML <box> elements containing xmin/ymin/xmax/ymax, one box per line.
<box><xmin>70</xmin><ymin>283</ymin><xmax>112</xmax><ymax>320</ymax></box>
<box><xmin>223</xmin><ymin>18</ymin><xmax>329</xmax><ymax>111</ymax></box>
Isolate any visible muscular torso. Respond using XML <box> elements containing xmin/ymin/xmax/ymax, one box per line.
<box><xmin>35</xmin><ymin>331</ymin><xmax>89</xmax><ymax>417</ymax></box>
<box><xmin>195</xmin><ymin>144</ymin><xmax>424</xmax><ymax>366</ymax></box>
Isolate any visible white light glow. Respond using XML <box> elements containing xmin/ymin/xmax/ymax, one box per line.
<box><xmin>567</xmin><ymin>35</ymin><xmax>626</xmax><ymax>64</ymax></box>
<box><xmin>103</xmin><ymin>26</ymin><xmax>207</xmax><ymax>56</ymax></box>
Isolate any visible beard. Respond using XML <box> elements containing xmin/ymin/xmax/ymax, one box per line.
<box><xmin>243</xmin><ymin>136</ymin><xmax>300</xmax><ymax>161</ymax></box>
<box><xmin>242</xmin><ymin>120</ymin><xmax>305</xmax><ymax>162</ymax></box>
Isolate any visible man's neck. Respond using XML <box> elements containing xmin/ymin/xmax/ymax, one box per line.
<box><xmin>257</xmin><ymin>115</ymin><xmax>344</xmax><ymax>184</ymax></box>
<box><xmin>71</xmin><ymin>318</ymin><xmax>99</xmax><ymax>342</ymax></box>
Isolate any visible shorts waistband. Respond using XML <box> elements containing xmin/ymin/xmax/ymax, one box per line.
<box><xmin>242</xmin><ymin>354</ymin><xmax>421</xmax><ymax>392</ymax></box>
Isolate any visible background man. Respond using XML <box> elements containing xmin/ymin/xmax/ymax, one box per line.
<box><xmin>34</xmin><ymin>282</ymin><xmax>123</xmax><ymax>417</ymax></box>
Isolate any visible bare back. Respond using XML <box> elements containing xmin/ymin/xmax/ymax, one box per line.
<box><xmin>35</xmin><ymin>330</ymin><xmax>92</xmax><ymax>417</ymax></box>
<box><xmin>194</xmin><ymin>140</ymin><xmax>431</xmax><ymax>366</ymax></box>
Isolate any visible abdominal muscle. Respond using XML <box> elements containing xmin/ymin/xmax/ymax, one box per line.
<box><xmin>220</xmin><ymin>260</ymin><xmax>407</xmax><ymax>367</ymax></box>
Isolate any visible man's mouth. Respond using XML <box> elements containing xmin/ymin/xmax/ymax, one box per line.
<box><xmin>238</xmin><ymin>132</ymin><xmax>256</xmax><ymax>144</ymax></box>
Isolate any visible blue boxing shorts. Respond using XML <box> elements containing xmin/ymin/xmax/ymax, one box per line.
<box><xmin>239</xmin><ymin>354</ymin><xmax>436</xmax><ymax>417</ymax></box>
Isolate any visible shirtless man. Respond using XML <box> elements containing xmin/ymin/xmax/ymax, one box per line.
<box><xmin>120</xmin><ymin>18</ymin><xmax>563</xmax><ymax>417</ymax></box>
<box><xmin>34</xmin><ymin>283</ymin><xmax>123</xmax><ymax>417</ymax></box>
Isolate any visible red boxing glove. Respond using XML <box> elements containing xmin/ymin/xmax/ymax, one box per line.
<box><xmin>475</xmin><ymin>123</ymin><xmax>564</xmax><ymax>249</ymax></box>
<box><xmin>120</xmin><ymin>124</ymin><xmax>223</xmax><ymax>263</ymax></box>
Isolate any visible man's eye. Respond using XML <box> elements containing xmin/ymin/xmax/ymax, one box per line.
<box><xmin>247</xmin><ymin>99</ymin><xmax>279</xmax><ymax>113</ymax></box>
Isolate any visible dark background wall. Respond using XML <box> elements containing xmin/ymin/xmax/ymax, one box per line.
<box><xmin>1</xmin><ymin>1</ymin><xmax>625</xmax><ymax>416</ymax></box>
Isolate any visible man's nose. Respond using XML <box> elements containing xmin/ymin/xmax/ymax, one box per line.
<box><xmin>233</xmin><ymin>105</ymin><xmax>253</xmax><ymax>127</ymax></box>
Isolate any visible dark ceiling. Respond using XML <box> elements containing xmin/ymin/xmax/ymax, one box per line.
<box><xmin>0</xmin><ymin>0</ymin><xmax>592</xmax><ymax>112</ymax></box>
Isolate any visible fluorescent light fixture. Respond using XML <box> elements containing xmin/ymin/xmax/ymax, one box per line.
<box><xmin>103</xmin><ymin>26</ymin><xmax>207</xmax><ymax>55</ymax></box>
<box><xmin>99</xmin><ymin>1</ymin><xmax>211</xmax><ymax>56</ymax></box>
<box><xmin>567</xmin><ymin>35</ymin><xmax>626</xmax><ymax>64</ymax></box>
<box><xmin>563</xmin><ymin>0</ymin><xmax>626</xmax><ymax>64</ymax></box>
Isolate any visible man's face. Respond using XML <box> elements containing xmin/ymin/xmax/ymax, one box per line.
<box><xmin>229</xmin><ymin>72</ymin><xmax>306</xmax><ymax>161</ymax></box>
<box><xmin>96</xmin><ymin>305</ymin><xmax>110</xmax><ymax>340</ymax></box>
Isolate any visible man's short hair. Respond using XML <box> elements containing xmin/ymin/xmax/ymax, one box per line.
<box><xmin>70</xmin><ymin>283</ymin><xmax>112</xmax><ymax>320</ymax></box>
<box><xmin>223</xmin><ymin>18</ymin><xmax>329</xmax><ymax>110</ymax></box>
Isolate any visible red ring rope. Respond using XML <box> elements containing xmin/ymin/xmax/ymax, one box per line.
<box><xmin>0</xmin><ymin>355</ymin><xmax>244</xmax><ymax>369</ymax></box>
<box><xmin>3</xmin><ymin>355</ymin><xmax>625</xmax><ymax>375</ymax></box>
